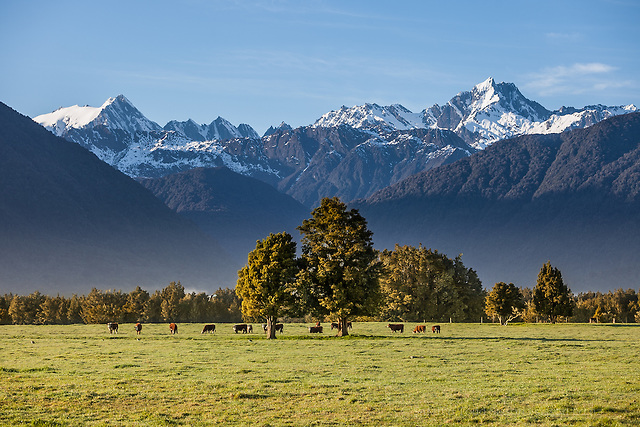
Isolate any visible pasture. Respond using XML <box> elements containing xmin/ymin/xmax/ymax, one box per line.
<box><xmin>0</xmin><ymin>323</ymin><xmax>638</xmax><ymax>426</ymax></box>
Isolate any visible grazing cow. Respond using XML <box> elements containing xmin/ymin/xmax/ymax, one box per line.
<box><xmin>387</xmin><ymin>323</ymin><xmax>404</xmax><ymax>333</ymax></box>
<box><xmin>262</xmin><ymin>323</ymin><xmax>284</xmax><ymax>333</ymax></box>
<box><xmin>413</xmin><ymin>325</ymin><xmax>426</xmax><ymax>333</ymax></box>
<box><xmin>233</xmin><ymin>324</ymin><xmax>248</xmax><ymax>334</ymax></box>
<box><xmin>107</xmin><ymin>322</ymin><xmax>118</xmax><ymax>334</ymax></box>
<box><xmin>589</xmin><ymin>317</ymin><xmax>598</xmax><ymax>324</ymax></box>
<box><xmin>202</xmin><ymin>324</ymin><xmax>216</xmax><ymax>334</ymax></box>
<box><xmin>134</xmin><ymin>323</ymin><xmax>142</xmax><ymax>335</ymax></box>
<box><xmin>169</xmin><ymin>323</ymin><xmax>178</xmax><ymax>334</ymax></box>
<box><xmin>308</xmin><ymin>326</ymin><xmax>323</xmax><ymax>333</ymax></box>
<box><xmin>432</xmin><ymin>325</ymin><xmax>441</xmax><ymax>334</ymax></box>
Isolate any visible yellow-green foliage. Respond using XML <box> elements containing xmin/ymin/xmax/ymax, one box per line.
<box><xmin>236</xmin><ymin>232</ymin><xmax>298</xmax><ymax>323</ymax></box>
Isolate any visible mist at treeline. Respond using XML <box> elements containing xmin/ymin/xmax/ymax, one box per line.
<box><xmin>2</xmin><ymin>262</ymin><xmax>639</xmax><ymax>326</ymax></box>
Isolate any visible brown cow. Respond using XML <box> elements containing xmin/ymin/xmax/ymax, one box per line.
<box><xmin>107</xmin><ymin>322</ymin><xmax>118</xmax><ymax>334</ymax></box>
<box><xmin>413</xmin><ymin>325</ymin><xmax>426</xmax><ymax>333</ymax></box>
<box><xmin>387</xmin><ymin>323</ymin><xmax>404</xmax><ymax>333</ymax></box>
<box><xmin>233</xmin><ymin>324</ymin><xmax>248</xmax><ymax>333</ymax></box>
<box><xmin>134</xmin><ymin>323</ymin><xmax>142</xmax><ymax>335</ymax></box>
<box><xmin>432</xmin><ymin>325</ymin><xmax>441</xmax><ymax>333</ymax></box>
<box><xmin>169</xmin><ymin>323</ymin><xmax>178</xmax><ymax>334</ymax></box>
<box><xmin>202</xmin><ymin>324</ymin><xmax>216</xmax><ymax>333</ymax></box>
<box><xmin>308</xmin><ymin>326</ymin><xmax>323</xmax><ymax>333</ymax></box>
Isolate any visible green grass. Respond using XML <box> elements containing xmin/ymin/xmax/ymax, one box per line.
<box><xmin>0</xmin><ymin>322</ymin><xmax>638</xmax><ymax>426</ymax></box>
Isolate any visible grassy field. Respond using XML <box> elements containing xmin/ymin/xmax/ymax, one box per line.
<box><xmin>0</xmin><ymin>322</ymin><xmax>638</xmax><ymax>426</ymax></box>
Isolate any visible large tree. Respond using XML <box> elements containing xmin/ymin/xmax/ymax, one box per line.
<box><xmin>296</xmin><ymin>197</ymin><xmax>382</xmax><ymax>336</ymax></box>
<box><xmin>485</xmin><ymin>282</ymin><xmax>524</xmax><ymax>325</ymax></box>
<box><xmin>379</xmin><ymin>245</ymin><xmax>485</xmax><ymax>322</ymax></box>
<box><xmin>533</xmin><ymin>261</ymin><xmax>573</xmax><ymax>323</ymax></box>
<box><xmin>236</xmin><ymin>232</ymin><xmax>298</xmax><ymax>339</ymax></box>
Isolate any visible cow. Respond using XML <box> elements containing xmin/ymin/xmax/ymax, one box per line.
<box><xmin>308</xmin><ymin>326</ymin><xmax>323</xmax><ymax>333</ymax></box>
<box><xmin>169</xmin><ymin>323</ymin><xmax>178</xmax><ymax>334</ymax></box>
<box><xmin>107</xmin><ymin>322</ymin><xmax>118</xmax><ymax>334</ymax></box>
<box><xmin>331</xmin><ymin>321</ymin><xmax>353</xmax><ymax>331</ymax></box>
<box><xmin>134</xmin><ymin>323</ymin><xmax>142</xmax><ymax>335</ymax></box>
<box><xmin>262</xmin><ymin>323</ymin><xmax>284</xmax><ymax>333</ymax></box>
<box><xmin>432</xmin><ymin>325</ymin><xmax>441</xmax><ymax>334</ymax></box>
<box><xmin>589</xmin><ymin>317</ymin><xmax>598</xmax><ymax>324</ymax></box>
<box><xmin>202</xmin><ymin>324</ymin><xmax>216</xmax><ymax>334</ymax></box>
<box><xmin>233</xmin><ymin>324</ymin><xmax>248</xmax><ymax>334</ymax></box>
<box><xmin>387</xmin><ymin>323</ymin><xmax>404</xmax><ymax>333</ymax></box>
<box><xmin>413</xmin><ymin>325</ymin><xmax>426</xmax><ymax>333</ymax></box>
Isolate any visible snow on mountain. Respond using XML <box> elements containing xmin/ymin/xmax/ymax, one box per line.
<box><xmin>35</xmin><ymin>95</ymin><xmax>162</xmax><ymax>135</ymax></box>
<box><xmin>30</xmin><ymin>82</ymin><xmax>638</xmax><ymax>207</ymax></box>
<box><xmin>311</xmin><ymin>78</ymin><xmax>637</xmax><ymax>150</ymax></box>
<box><xmin>313</xmin><ymin>103</ymin><xmax>427</xmax><ymax>133</ymax></box>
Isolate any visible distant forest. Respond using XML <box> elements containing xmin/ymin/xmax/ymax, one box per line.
<box><xmin>1</xmin><ymin>281</ymin><xmax>638</xmax><ymax>326</ymax></box>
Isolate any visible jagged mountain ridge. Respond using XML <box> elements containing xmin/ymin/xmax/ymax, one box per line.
<box><xmin>354</xmin><ymin>112</ymin><xmax>640</xmax><ymax>293</ymax></box>
<box><xmin>33</xmin><ymin>79</ymin><xmax>637</xmax><ymax>208</ymax></box>
<box><xmin>316</xmin><ymin>77</ymin><xmax>637</xmax><ymax>149</ymax></box>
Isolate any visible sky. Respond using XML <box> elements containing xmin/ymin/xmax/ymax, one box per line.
<box><xmin>1</xmin><ymin>0</ymin><xmax>638</xmax><ymax>135</ymax></box>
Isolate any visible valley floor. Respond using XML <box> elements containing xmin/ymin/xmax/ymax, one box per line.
<box><xmin>0</xmin><ymin>323</ymin><xmax>638</xmax><ymax>426</ymax></box>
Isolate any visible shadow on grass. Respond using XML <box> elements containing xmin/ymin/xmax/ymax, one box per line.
<box><xmin>278</xmin><ymin>334</ymin><xmax>612</xmax><ymax>343</ymax></box>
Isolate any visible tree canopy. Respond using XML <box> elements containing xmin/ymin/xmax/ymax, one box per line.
<box><xmin>379</xmin><ymin>245</ymin><xmax>485</xmax><ymax>322</ymax></box>
<box><xmin>533</xmin><ymin>261</ymin><xmax>573</xmax><ymax>323</ymax></box>
<box><xmin>236</xmin><ymin>232</ymin><xmax>298</xmax><ymax>339</ymax></box>
<box><xmin>485</xmin><ymin>282</ymin><xmax>524</xmax><ymax>325</ymax></box>
<box><xmin>296</xmin><ymin>197</ymin><xmax>382</xmax><ymax>336</ymax></box>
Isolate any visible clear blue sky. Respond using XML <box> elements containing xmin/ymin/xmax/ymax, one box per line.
<box><xmin>1</xmin><ymin>0</ymin><xmax>638</xmax><ymax>135</ymax></box>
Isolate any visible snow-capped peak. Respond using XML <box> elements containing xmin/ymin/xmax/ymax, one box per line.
<box><xmin>34</xmin><ymin>94</ymin><xmax>161</xmax><ymax>136</ymax></box>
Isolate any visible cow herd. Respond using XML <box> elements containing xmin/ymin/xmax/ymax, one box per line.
<box><xmin>106</xmin><ymin>322</ymin><xmax>443</xmax><ymax>335</ymax></box>
<box><xmin>387</xmin><ymin>324</ymin><xmax>441</xmax><ymax>334</ymax></box>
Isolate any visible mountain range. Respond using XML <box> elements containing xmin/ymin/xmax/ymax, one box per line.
<box><xmin>34</xmin><ymin>78</ymin><xmax>637</xmax><ymax>208</ymax></box>
<box><xmin>3</xmin><ymin>78</ymin><xmax>639</xmax><ymax>294</ymax></box>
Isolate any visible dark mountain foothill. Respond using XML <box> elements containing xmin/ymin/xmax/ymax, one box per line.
<box><xmin>0</xmin><ymin>102</ymin><xmax>236</xmax><ymax>295</ymax></box>
<box><xmin>138</xmin><ymin>167</ymin><xmax>310</xmax><ymax>266</ymax></box>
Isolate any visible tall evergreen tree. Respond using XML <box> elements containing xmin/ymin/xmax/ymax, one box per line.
<box><xmin>160</xmin><ymin>282</ymin><xmax>185</xmax><ymax>322</ymax></box>
<box><xmin>533</xmin><ymin>261</ymin><xmax>573</xmax><ymax>323</ymax></box>
<box><xmin>296</xmin><ymin>197</ymin><xmax>382</xmax><ymax>336</ymax></box>
<box><xmin>485</xmin><ymin>282</ymin><xmax>524</xmax><ymax>325</ymax></box>
<box><xmin>123</xmin><ymin>286</ymin><xmax>150</xmax><ymax>323</ymax></box>
<box><xmin>236</xmin><ymin>232</ymin><xmax>298</xmax><ymax>339</ymax></box>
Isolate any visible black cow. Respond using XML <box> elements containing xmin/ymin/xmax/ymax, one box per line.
<box><xmin>432</xmin><ymin>325</ymin><xmax>441</xmax><ymax>334</ymax></box>
<box><xmin>202</xmin><ymin>324</ymin><xmax>216</xmax><ymax>333</ymax></box>
<box><xmin>308</xmin><ymin>326</ymin><xmax>323</xmax><ymax>333</ymax></box>
<box><xmin>107</xmin><ymin>322</ymin><xmax>118</xmax><ymax>334</ymax></box>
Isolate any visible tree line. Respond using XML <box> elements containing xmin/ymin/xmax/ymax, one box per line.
<box><xmin>0</xmin><ymin>283</ymin><xmax>242</xmax><ymax>325</ymax></box>
<box><xmin>2</xmin><ymin>198</ymin><xmax>638</xmax><ymax>329</ymax></box>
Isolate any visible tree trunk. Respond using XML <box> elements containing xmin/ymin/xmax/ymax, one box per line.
<box><xmin>266</xmin><ymin>316</ymin><xmax>277</xmax><ymax>339</ymax></box>
<box><xmin>337</xmin><ymin>317</ymin><xmax>349</xmax><ymax>337</ymax></box>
